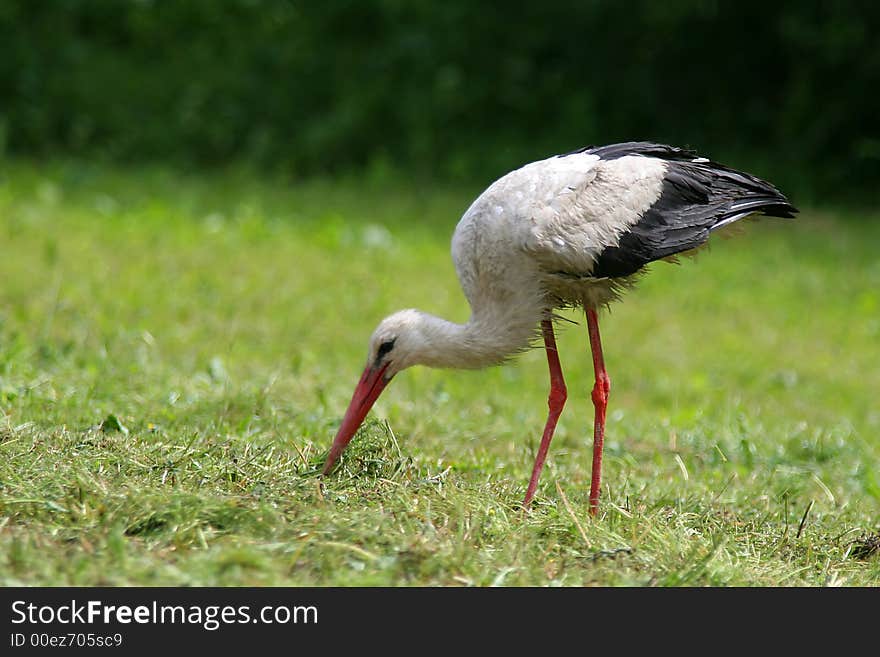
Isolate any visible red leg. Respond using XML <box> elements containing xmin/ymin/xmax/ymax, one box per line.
<box><xmin>522</xmin><ymin>319</ymin><xmax>567</xmax><ymax>508</ymax></box>
<box><xmin>586</xmin><ymin>306</ymin><xmax>610</xmax><ymax>517</ymax></box>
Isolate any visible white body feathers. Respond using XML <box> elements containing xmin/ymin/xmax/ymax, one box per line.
<box><xmin>372</xmin><ymin>152</ymin><xmax>668</xmax><ymax>373</ymax></box>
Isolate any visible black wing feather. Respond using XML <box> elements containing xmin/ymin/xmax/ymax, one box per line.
<box><xmin>569</xmin><ymin>141</ymin><xmax>699</xmax><ymax>162</ymax></box>
<box><xmin>582</xmin><ymin>142</ymin><xmax>798</xmax><ymax>279</ymax></box>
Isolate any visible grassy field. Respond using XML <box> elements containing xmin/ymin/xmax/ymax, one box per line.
<box><xmin>1</xmin><ymin>159</ymin><xmax>878</xmax><ymax>586</ymax></box>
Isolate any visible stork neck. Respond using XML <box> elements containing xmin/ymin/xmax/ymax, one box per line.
<box><xmin>412</xmin><ymin>306</ymin><xmax>541</xmax><ymax>370</ymax></box>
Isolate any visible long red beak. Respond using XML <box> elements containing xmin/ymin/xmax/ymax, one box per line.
<box><xmin>322</xmin><ymin>362</ymin><xmax>393</xmax><ymax>475</ymax></box>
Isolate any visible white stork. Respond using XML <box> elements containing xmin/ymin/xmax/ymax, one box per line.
<box><xmin>321</xmin><ymin>142</ymin><xmax>797</xmax><ymax>515</ymax></box>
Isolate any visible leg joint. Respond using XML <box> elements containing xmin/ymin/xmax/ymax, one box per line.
<box><xmin>548</xmin><ymin>382</ymin><xmax>568</xmax><ymax>410</ymax></box>
<box><xmin>591</xmin><ymin>373</ymin><xmax>610</xmax><ymax>406</ymax></box>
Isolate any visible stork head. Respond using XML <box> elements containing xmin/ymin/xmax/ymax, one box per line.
<box><xmin>366</xmin><ymin>308</ymin><xmax>433</xmax><ymax>375</ymax></box>
<box><xmin>321</xmin><ymin>310</ymin><xmax>426</xmax><ymax>475</ymax></box>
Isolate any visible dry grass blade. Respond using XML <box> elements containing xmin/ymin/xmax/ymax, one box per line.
<box><xmin>556</xmin><ymin>482</ymin><xmax>592</xmax><ymax>549</ymax></box>
<box><xmin>796</xmin><ymin>500</ymin><xmax>814</xmax><ymax>539</ymax></box>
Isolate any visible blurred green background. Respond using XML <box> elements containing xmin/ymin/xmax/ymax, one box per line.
<box><xmin>2</xmin><ymin>0</ymin><xmax>878</xmax><ymax>203</ymax></box>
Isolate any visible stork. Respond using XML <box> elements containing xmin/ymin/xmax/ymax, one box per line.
<box><xmin>321</xmin><ymin>142</ymin><xmax>797</xmax><ymax>515</ymax></box>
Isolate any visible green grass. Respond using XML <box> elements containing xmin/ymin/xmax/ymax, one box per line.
<box><xmin>1</xmin><ymin>159</ymin><xmax>878</xmax><ymax>586</ymax></box>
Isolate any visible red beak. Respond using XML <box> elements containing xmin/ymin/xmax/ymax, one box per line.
<box><xmin>322</xmin><ymin>362</ymin><xmax>393</xmax><ymax>475</ymax></box>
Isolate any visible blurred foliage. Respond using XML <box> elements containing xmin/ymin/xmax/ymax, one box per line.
<box><xmin>1</xmin><ymin>0</ymin><xmax>878</xmax><ymax>202</ymax></box>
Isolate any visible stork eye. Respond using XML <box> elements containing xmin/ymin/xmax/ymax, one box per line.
<box><xmin>377</xmin><ymin>338</ymin><xmax>396</xmax><ymax>359</ymax></box>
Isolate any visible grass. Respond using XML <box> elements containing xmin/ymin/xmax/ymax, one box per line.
<box><xmin>0</xmin><ymin>159</ymin><xmax>878</xmax><ymax>586</ymax></box>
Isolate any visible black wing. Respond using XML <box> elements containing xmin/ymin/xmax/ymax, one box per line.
<box><xmin>569</xmin><ymin>142</ymin><xmax>798</xmax><ymax>279</ymax></box>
